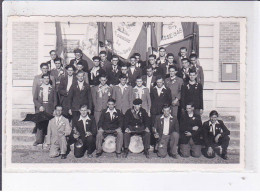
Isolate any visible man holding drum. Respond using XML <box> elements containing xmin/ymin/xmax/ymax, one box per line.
<box><xmin>123</xmin><ymin>99</ymin><xmax>151</xmax><ymax>159</ymax></box>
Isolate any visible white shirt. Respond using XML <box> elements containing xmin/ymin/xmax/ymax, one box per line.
<box><xmin>78</xmin><ymin>115</ymin><xmax>91</xmax><ymax>132</ymax></box>
<box><xmin>106</xmin><ymin>108</ymin><xmax>117</xmax><ymax>120</ymax></box>
<box><xmin>41</xmin><ymin>84</ymin><xmax>51</xmax><ymax>102</ymax></box>
<box><xmin>55</xmin><ymin>116</ymin><xmax>62</xmax><ymax>125</ymax></box>
<box><xmin>146</xmin><ymin>75</ymin><xmax>153</xmax><ymax>91</ymax></box>
<box><xmin>134</xmin><ymin>85</ymin><xmax>145</xmax><ymax>99</ymax></box>
<box><xmin>118</xmin><ymin>83</ymin><xmax>128</xmax><ymax>94</ymax></box>
<box><xmin>155</xmin><ymin>85</ymin><xmax>166</xmax><ymax>96</ymax></box>
<box><xmin>66</xmin><ymin>75</ymin><xmax>73</xmax><ymax>92</ymax></box>
<box><xmin>91</xmin><ymin>66</ymin><xmax>100</xmax><ymax>79</ymax></box>
<box><xmin>78</xmin><ymin>81</ymin><xmax>84</xmax><ymax>90</ymax></box>
<box><xmin>130</xmin><ymin>66</ymin><xmax>135</xmax><ymax>74</ymax></box>
<box><xmin>161</xmin><ymin>115</ymin><xmax>172</xmax><ymax>135</ymax></box>
<box><xmin>209</xmin><ymin>120</ymin><xmax>220</xmax><ymax>136</ymax></box>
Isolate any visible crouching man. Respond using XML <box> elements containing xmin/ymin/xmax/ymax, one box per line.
<box><xmin>123</xmin><ymin>99</ymin><xmax>151</xmax><ymax>159</ymax></box>
<box><xmin>153</xmin><ymin>104</ymin><xmax>179</xmax><ymax>158</ymax></box>
<box><xmin>72</xmin><ymin>104</ymin><xmax>97</xmax><ymax>158</ymax></box>
<box><xmin>46</xmin><ymin>105</ymin><xmax>72</xmax><ymax>159</ymax></box>
<box><xmin>179</xmin><ymin>103</ymin><xmax>203</xmax><ymax>158</ymax></box>
<box><xmin>96</xmin><ymin>98</ymin><xmax>124</xmax><ymax>158</ymax></box>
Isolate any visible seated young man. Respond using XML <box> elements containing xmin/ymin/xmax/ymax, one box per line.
<box><xmin>96</xmin><ymin>98</ymin><xmax>124</xmax><ymax>158</ymax></box>
<box><xmin>72</xmin><ymin>104</ymin><xmax>97</xmax><ymax>158</ymax></box>
<box><xmin>46</xmin><ymin>105</ymin><xmax>72</xmax><ymax>159</ymax></box>
<box><xmin>153</xmin><ymin>104</ymin><xmax>179</xmax><ymax>158</ymax></box>
<box><xmin>123</xmin><ymin>99</ymin><xmax>151</xmax><ymax>159</ymax></box>
<box><xmin>179</xmin><ymin>103</ymin><xmax>203</xmax><ymax>158</ymax></box>
<box><xmin>202</xmin><ymin>110</ymin><xmax>230</xmax><ymax>160</ymax></box>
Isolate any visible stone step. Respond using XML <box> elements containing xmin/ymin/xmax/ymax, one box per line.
<box><xmin>12</xmin><ymin>120</ymin><xmax>35</xmax><ymax>127</ymax></box>
<box><xmin>12</xmin><ymin>126</ymin><xmax>35</xmax><ymax>134</ymax></box>
<box><xmin>201</xmin><ymin>115</ymin><xmax>236</xmax><ymax>122</ymax></box>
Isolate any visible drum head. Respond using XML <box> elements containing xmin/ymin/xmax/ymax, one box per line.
<box><xmin>102</xmin><ymin>135</ymin><xmax>116</xmax><ymax>153</ymax></box>
<box><xmin>129</xmin><ymin>135</ymin><xmax>144</xmax><ymax>153</ymax></box>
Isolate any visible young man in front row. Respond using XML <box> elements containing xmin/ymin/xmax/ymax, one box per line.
<box><xmin>153</xmin><ymin>104</ymin><xmax>179</xmax><ymax>158</ymax></box>
<box><xmin>181</xmin><ymin>68</ymin><xmax>203</xmax><ymax>117</ymax></box>
<box><xmin>123</xmin><ymin>99</ymin><xmax>151</xmax><ymax>158</ymax></box>
<box><xmin>96</xmin><ymin>98</ymin><xmax>124</xmax><ymax>158</ymax></box>
<box><xmin>46</xmin><ymin>105</ymin><xmax>72</xmax><ymax>159</ymax></box>
<box><xmin>179</xmin><ymin>103</ymin><xmax>203</xmax><ymax>158</ymax></box>
<box><xmin>202</xmin><ymin>110</ymin><xmax>230</xmax><ymax>160</ymax></box>
<box><xmin>72</xmin><ymin>104</ymin><xmax>97</xmax><ymax>158</ymax></box>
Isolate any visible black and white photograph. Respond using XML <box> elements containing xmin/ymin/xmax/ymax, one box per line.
<box><xmin>3</xmin><ymin>15</ymin><xmax>246</xmax><ymax>172</ymax></box>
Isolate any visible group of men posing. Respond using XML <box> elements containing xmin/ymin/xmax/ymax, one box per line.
<box><xmin>32</xmin><ymin>47</ymin><xmax>230</xmax><ymax>160</ymax></box>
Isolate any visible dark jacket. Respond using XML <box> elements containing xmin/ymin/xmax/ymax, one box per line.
<box><xmin>72</xmin><ymin>114</ymin><xmax>97</xmax><ymax>139</ymax></box>
<box><xmin>106</xmin><ymin>65</ymin><xmax>121</xmax><ymax>85</ymax></box>
<box><xmin>161</xmin><ymin>62</ymin><xmax>179</xmax><ymax>79</ymax></box>
<box><xmin>58</xmin><ymin>75</ymin><xmax>77</xmax><ymax>106</ymax></box>
<box><xmin>191</xmin><ymin>64</ymin><xmax>204</xmax><ymax>88</ymax></box>
<box><xmin>98</xmin><ymin>109</ymin><xmax>124</xmax><ymax>131</ymax></box>
<box><xmin>153</xmin><ymin>115</ymin><xmax>179</xmax><ymax>138</ymax></box>
<box><xmin>124</xmin><ymin>107</ymin><xmax>149</xmax><ymax>129</ymax></box>
<box><xmin>181</xmin><ymin>82</ymin><xmax>203</xmax><ymax>110</ymax></box>
<box><xmin>177</xmin><ymin>67</ymin><xmax>190</xmax><ymax>83</ymax></box>
<box><xmin>68</xmin><ymin>81</ymin><xmax>93</xmax><ymax>111</ymax></box>
<box><xmin>142</xmin><ymin>75</ymin><xmax>157</xmax><ymax>92</ymax></box>
<box><xmin>69</xmin><ymin>58</ymin><xmax>89</xmax><ymax>72</ymax></box>
<box><xmin>179</xmin><ymin>112</ymin><xmax>203</xmax><ymax>145</ymax></box>
<box><xmin>152</xmin><ymin>66</ymin><xmax>164</xmax><ymax>77</ymax></box>
<box><xmin>88</xmin><ymin>67</ymin><xmax>106</xmax><ymax>86</ymax></box>
<box><xmin>150</xmin><ymin>86</ymin><xmax>172</xmax><ymax>115</ymax></box>
<box><xmin>136</xmin><ymin>60</ymin><xmax>147</xmax><ymax>75</ymax></box>
<box><xmin>202</xmin><ymin>120</ymin><xmax>230</xmax><ymax>147</ymax></box>
<box><xmin>128</xmin><ymin>67</ymin><xmax>142</xmax><ymax>87</ymax></box>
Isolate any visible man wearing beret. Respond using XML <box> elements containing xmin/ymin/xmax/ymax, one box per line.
<box><xmin>88</xmin><ymin>56</ymin><xmax>106</xmax><ymax>87</ymax></box>
<box><xmin>123</xmin><ymin>99</ymin><xmax>151</xmax><ymax>158</ymax></box>
<box><xmin>69</xmin><ymin>48</ymin><xmax>89</xmax><ymax>73</ymax></box>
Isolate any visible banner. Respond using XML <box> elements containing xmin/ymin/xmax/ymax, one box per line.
<box><xmin>80</xmin><ymin>22</ymin><xmax>99</xmax><ymax>68</ymax></box>
<box><xmin>112</xmin><ymin>22</ymin><xmax>143</xmax><ymax>59</ymax></box>
<box><xmin>159</xmin><ymin>22</ymin><xmax>184</xmax><ymax>46</ymax></box>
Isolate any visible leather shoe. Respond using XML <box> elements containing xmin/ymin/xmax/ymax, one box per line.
<box><xmin>170</xmin><ymin>154</ymin><xmax>178</xmax><ymax>159</ymax></box>
<box><xmin>61</xmin><ymin>154</ymin><xmax>66</xmax><ymax>159</ymax></box>
<box><xmin>221</xmin><ymin>154</ymin><xmax>228</xmax><ymax>160</ymax></box>
<box><xmin>87</xmin><ymin>154</ymin><xmax>93</xmax><ymax>158</ymax></box>
<box><xmin>144</xmin><ymin>150</ymin><xmax>150</xmax><ymax>159</ymax></box>
<box><xmin>96</xmin><ymin>152</ymin><xmax>103</xmax><ymax>158</ymax></box>
<box><xmin>116</xmin><ymin>153</ymin><xmax>121</xmax><ymax>158</ymax></box>
<box><xmin>123</xmin><ymin>149</ymin><xmax>129</xmax><ymax>158</ymax></box>
<box><xmin>33</xmin><ymin>142</ymin><xmax>39</xmax><ymax>146</ymax></box>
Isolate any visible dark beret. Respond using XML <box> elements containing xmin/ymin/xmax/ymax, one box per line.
<box><xmin>74</xmin><ymin>48</ymin><xmax>83</xmax><ymax>54</ymax></box>
<box><xmin>133</xmin><ymin>98</ymin><xmax>142</xmax><ymax>105</ymax></box>
<box><xmin>65</xmin><ymin>64</ymin><xmax>76</xmax><ymax>71</ymax></box>
<box><xmin>92</xmin><ymin>56</ymin><xmax>101</xmax><ymax>61</ymax></box>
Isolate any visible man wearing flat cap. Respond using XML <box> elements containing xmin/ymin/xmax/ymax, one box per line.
<box><xmin>88</xmin><ymin>56</ymin><xmax>106</xmax><ymax>87</ymax></box>
<box><xmin>123</xmin><ymin>98</ymin><xmax>151</xmax><ymax>158</ymax></box>
<box><xmin>69</xmin><ymin>48</ymin><xmax>89</xmax><ymax>73</ymax></box>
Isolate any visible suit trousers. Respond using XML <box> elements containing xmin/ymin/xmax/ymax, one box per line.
<box><xmin>124</xmin><ymin>131</ymin><xmax>151</xmax><ymax>150</ymax></box>
<box><xmin>49</xmin><ymin>135</ymin><xmax>68</xmax><ymax>157</ymax></box>
<box><xmin>94</xmin><ymin>111</ymin><xmax>102</xmax><ymax>126</ymax></box>
<box><xmin>204</xmin><ymin>135</ymin><xmax>230</xmax><ymax>158</ymax></box>
<box><xmin>35</xmin><ymin>121</ymin><xmax>49</xmax><ymax>144</ymax></box>
<box><xmin>74</xmin><ymin>136</ymin><xmax>96</xmax><ymax>158</ymax></box>
<box><xmin>96</xmin><ymin>130</ymin><xmax>123</xmax><ymax>154</ymax></box>
<box><xmin>180</xmin><ymin>138</ymin><xmax>202</xmax><ymax>158</ymax></box>
<box><xmin>157</xmin><ymin>132</ymin><xmax>179</xmax><ymax>158</ymax></box>
<box><xmin>171</xmin><ymin>105</ymin><xmax>178</xmax><ymax>118</ymax></box>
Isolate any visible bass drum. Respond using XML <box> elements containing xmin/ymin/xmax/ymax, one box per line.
<box><xmin>129</xmin><ymin>135</ymin><xmax>144</xmax><ymax>153</ymax></box>
<box><xmin>102</xmin><ymin>135</ymin><xmax>116</xmax><ymax>153</ymax></box>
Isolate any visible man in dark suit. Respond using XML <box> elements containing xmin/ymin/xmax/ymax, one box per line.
<box><xmin>134</xmin><ymin>53</ymin><xmax>147</xmax><ymax>75</ymax></box>
<box><xmin>120</xmin><ymin>64</ymin><xmax>130</xmax><ymax>85</ymax></box>
<box><xmin>153</xmin><ymin>104</ymin><xmax>179</xmax><ymax>158</ymax></box>
<box><xmin>46</xmin><ymin>50</ymin><xmax>57</xmax><ymax>70</ymax></box>
<box><xmin>179</xmin><ymin>103</ymin><xmax>203</xmax><ymax>158</ymax></box>
<box><xmin>68</xmin><ymin>70</ymin><xmax>93</xmax><ymax>119</ymax></box>
<box><xmin>123</xmin><ymin>99</ymin><xmax>151</xmax><ymax>158</ymax></box>
<box><xmin>176</xmin><ymin>47</ymin><xmax>188</xmax><ymax>69</ymax></box>
<box><xmin>58</xmin><ymin>65</ymin><xmax>77</xmax><ymax>116</ymax></box>
<box><xmin>156</xmin><ymin>47</ymin><xmax>167</xmax><ymax>66</ymax></box>
<box><xmin>69</xmin><ymin>48</ymin><xmax>89</xmax><ymax>72</ymax></box>
<box><xmin>148</xmin><ymin>54</ymin><xmax>164</xmax><ymax>77</ymax></box>
<box><xmin>150</xmin><ymin>76</ymin><xmax>172</xmax><ymax>124</ymax></box>
<box><xmin>88</xmin><ymin>56</ymin><xmax>106</xmax><ymax>87</ymax></box>
<box><xmin>128</xmin><ymin>55</ymin><xmax>142</xmax><ymax>87</ymax></box>
<box><xmin>202</xmin><ymin>110</ymin><xmax>230</xmax><ymax>160</ymax></box>
<box><xmin>161</xmin><ymin>53</ymin><xmax>178</xmax><ymax>79</ymax></box>
<box><xmin>177</xmin><ymin>58</ymin><xmax>190</xmax><ymax>84</ymax></box>
<box><xmin>142</xmin><ymin>65</ymin><xmax>157</xmax><ymax>93</ymax></box>
<box><xmin>72</xmin><ymin>104</ymin><xmax>97</xmax><ymax>158</ymax></box>
<box><xmin>96</xmin><ymin>98</ymin><xmax>124</xmax><ymax>158</ymax></box>
<box><xmin>99</xmin><ymin>51</ymin><xmax>112</xmax><ymax>72</ymax></box>
<box><xmin>181</xmin><ymin>68</ymin><xmax>203</xmax><ymax>117</ymax></box>
<box><xmin>106</xmin><ymin>55</ymin><xmax>122</xmax><ymax>86</ymax></box>
<box><xmin>189</xmin><ymin>54</ymin><xmax>204</xmax><ymax>87</ymax></box>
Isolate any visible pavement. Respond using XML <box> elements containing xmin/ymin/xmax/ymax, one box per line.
<box><xmin>12</xmin><ymin>146</ymin><xmax>239</xmax><ymax>164</ymax></box>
